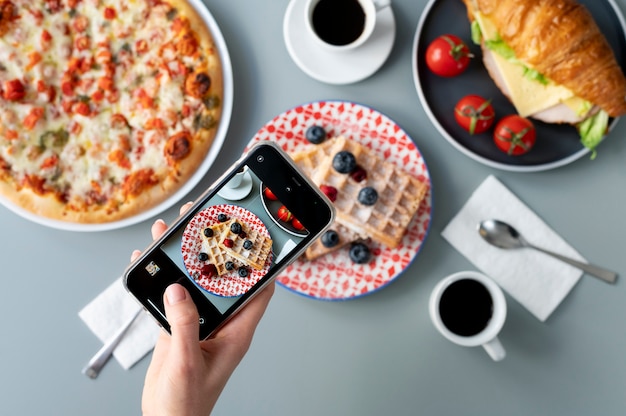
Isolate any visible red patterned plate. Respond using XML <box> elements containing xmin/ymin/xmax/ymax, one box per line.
<box><xmin>246</xmin><ymin>100</ymin><xmax>432</xmax><ymax>300</ymax></box>
<box><xmin>181</xmin><ymin>204</ymin><xmax>273</xmax><ymax>297</ymax></box>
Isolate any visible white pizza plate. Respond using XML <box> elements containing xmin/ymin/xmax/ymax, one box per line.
<box><xmin>0</xmin><ymin>0</ymin><xmax>233</xmax><ymax>232</ymax></box>
<box><xmin>245</xmin><ymin>100</ymin><xmax>432</xmax><ymax>301</ymax></box>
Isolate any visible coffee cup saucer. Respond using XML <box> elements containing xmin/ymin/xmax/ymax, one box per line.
<box><xmin>217</xmin><ymin>171</ymin><xmax>253</xmax><ymax>201</ymax></box>
<box><xmin>283</xmin><ymin>0</ymin><xmax>396</xmax><ymax>85</ymax></box>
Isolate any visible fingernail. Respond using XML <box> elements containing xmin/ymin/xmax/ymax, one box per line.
<box><xmin>165</xmin><ymin>284</ymin><xmax>187</xmax><ymax>305</ymax></box>
<box><xmin>155</xmin><ymin>218</ymin><xmax>166</xmax><ymax>226</ymax></box>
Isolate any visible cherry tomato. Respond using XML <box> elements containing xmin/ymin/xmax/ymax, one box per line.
<box><xmin>291</xmin><ymin>217</ymin><xmax>305</xmax><ymax>231</ymax></box>
<box><xmin>493</xmin><ymin>115</ymin><xmax>536</xmax><ymax>156</ymax></box>
<box><xmin>425</xmin><ymin>34</ymin><xmax>472</xmax><ymax>77</ymax></box>
<box><xmin>263</xmin><ymin>186</ymin><xmax>278</xmax><ymax>200</ymax></box>
<box><xmin>277</xmin><ymin>205</ymin><xmax>293</xmax><ymax>222</ymax></box>
<box><xmin>454</xmin><ymin>95</ymin><xmax>495</xmax><ymax>135</ymax></box>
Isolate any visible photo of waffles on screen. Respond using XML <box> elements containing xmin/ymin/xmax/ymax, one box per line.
<box><xmin>161</xmin><ymin>166</ymin><xmax>308</xmax><ymax>312</ymax></box>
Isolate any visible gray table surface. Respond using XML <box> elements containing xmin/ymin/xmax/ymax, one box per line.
<box><xmin>2</xmin><ymin>0</ymin><xmax>626</xmax><ymax>415</ymax></box>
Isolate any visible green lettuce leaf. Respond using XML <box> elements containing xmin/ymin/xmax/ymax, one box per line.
<box><xmin>484</xmin><ymin>35</ymin><xmax>548</xmax><ymax>85</ymax></box>
<box><xmin>578</xmin><ymin>110</ymin><xmax>609</xmax><ymax>159</ymax></box>
<box><xmin>484</xmin><ymin>36</ymin><xmax>516</xmax><ymax>60</ymax></box>
<box><xmin>471</xmin><ymin>21</ymin><xmax>482</xmax><ymax>45</ymax></box>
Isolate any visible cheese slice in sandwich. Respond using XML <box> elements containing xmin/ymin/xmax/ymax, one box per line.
<box><xmin>462</xmin><ymin>0</ymin><xmax>626</xmax><ymax>155</ymax></box>
<box><xmin>472</xmin><ymin>11</ymin><xmax>581</xmax><ymax>118</ymax></box>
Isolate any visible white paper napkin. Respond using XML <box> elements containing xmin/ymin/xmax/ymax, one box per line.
<box><xmin>441</xmin><ymin>175</ymin><xmax>585</xmax><ymax>322</ymax></box>
<box><xmin>79</xmin><ymin>278</ymin><xmax>159</xmax><ymax>370</ymax></box>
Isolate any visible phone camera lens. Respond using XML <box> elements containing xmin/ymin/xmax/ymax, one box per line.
<box><xmin>286</xmin><ymin>186</ymin><xmax>292</xmax><ymax>193</ymax></box>
<box><xmin>256</xmin><ymin>155</ymin><xmax>265</xmax><ymax>163</ymax></box>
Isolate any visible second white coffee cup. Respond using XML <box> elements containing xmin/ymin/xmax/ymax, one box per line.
<box><xmin>304</xmin><ymin>0</ymin><xmax>391</xmax><ymax>52</ymax></box>
<box><xmin>429</xmin><ymin>271</ymin><xmax>507</xmax><ymax>361</ymax></box>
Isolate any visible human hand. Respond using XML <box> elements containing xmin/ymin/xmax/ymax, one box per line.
<box><xmin>133</xmin><ymin>203</ymin><xmax>275</xmax><ymax>416</ymax></box>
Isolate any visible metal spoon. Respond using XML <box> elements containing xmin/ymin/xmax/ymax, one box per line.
<box><xmin>82</xmin><ymin>308</ymin><xmax>142</xmax><ymax>379</ymax></box>
<box><xmin>478</xmin><ymin>219</ymin><xmax>617</xmax><ymax>284</ymax></box>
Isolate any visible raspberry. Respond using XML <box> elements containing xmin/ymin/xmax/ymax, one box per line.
<box><xmin>320</xmin><ymin>184</ymin><xmax>338</xmax><ymax>202</ymax></box>
<box><xmin>201</xmin><ymin>264</ymin><xmax>217</xmax><ymax>277</ymax></box>
<box><xmin>350</xmin><ymin>166</ymin><xmax>367</xmax><ymax>182</ymax></box>
<box><xmin>223</xmin><ymin>238</ymin><xmax>234</xmax><ymax>248</ymax></box>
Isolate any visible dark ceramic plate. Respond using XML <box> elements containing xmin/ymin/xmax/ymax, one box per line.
<box><xmin>412</xmin><ymin>0</ymin><xmax>626</xmax><ymax>172</ymax></box>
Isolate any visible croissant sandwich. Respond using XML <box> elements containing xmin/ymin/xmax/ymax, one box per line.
<box><xmin>461</xmin><ymin>0</ymin><xmax>626</xmax><ymax>154</ymax></box>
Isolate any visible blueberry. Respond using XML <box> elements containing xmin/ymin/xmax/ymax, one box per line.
<box><xmin>349</xmin><ymin>242</ymin><xmax>371</xmax><ymax>264</ymax></box>
<box><xmin>320</xmin><ymin>230</ymin><xmax>339</xmax><ymax>248</ymax></box>
<box><xmin>230</xmin><ymin>222</ymin><xmax>242</xmax><ymax>234</ymax></box>
<box><xmin>217</xmin><ymin>213</ymin><xmax>228</xmax><ymax>222</ymax></box>
<box><xmin>305</xmin><ymin>125</ymin><xmax>326</xmax><ymax>144</ymax></box>
<box><xmin>198</xmin><ymin>252</ymin><xmax>209</xmax><ymax>262</ymax></box>
<box><xmin>238</xmin><ymin>267</ymin><xmax>249</xmax><ymax>277</ymax></box>
<box><xmin>225</xmin><ymin>261</ymin><xmax>235</xmax><ymax>271</ymax></box>
<box><xmin>203</xmin><ymin>228</ymin><xmax>213</xmax><ymax>237</ymax></box>
<box><xmin>332</xmin><ymin>151</ymin><xmax>357</xmax><ymax>174</ymax></box>
<box><xmin>358</xmin><ymin>186</ymin><xmax>378</xmax><ymax>205</ymax></box>
<box><xmin>243</xmin><ymin>240</ymin><xmax>253</xmax><ymax>250</ymax></box>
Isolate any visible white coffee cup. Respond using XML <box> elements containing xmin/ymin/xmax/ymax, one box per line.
<box><xmin>429</xmin><ymin>271</ymin><xmax>507</xmax><ymax>361</ymax></box>
<box><xmin>224</xmin><ymin>168</ymin><xmax>245</xmax><ymax>189</ymax></box>
<box><xmin>304</xmin><ymin>0</ymin><xmax>391</xmax><ymax>52</ymax></box>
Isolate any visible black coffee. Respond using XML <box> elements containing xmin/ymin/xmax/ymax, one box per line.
<box><xmin>439</xmin><ymin>279</ymin><xmax>493</xmax><ymax>337</ymax></box>
<box><xmin>312</xmin><ymin>0</ymin><xmax>366</xmax><ymax>46</ymax></box>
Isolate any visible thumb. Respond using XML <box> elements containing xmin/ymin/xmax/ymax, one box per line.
<box><xmin>163</xmin><ymin>284</ymin><xmax>201</xmax><ymax>357</ymax></box>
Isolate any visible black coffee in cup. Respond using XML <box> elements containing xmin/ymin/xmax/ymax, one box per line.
<box><xmin>439</xmin><ymin>278</ymin><xmax>493</xmax><ymax>337</ymax></box>
<box><xmin>312</xmin><ymin>0</ymin><xmax>366</xmax><ymax>46</ymax></box>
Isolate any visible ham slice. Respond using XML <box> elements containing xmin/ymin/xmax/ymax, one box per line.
<box><xmin>481</xmin><ymin>47</ymin><xmax>596</xmax><ymax>124</ymax></box>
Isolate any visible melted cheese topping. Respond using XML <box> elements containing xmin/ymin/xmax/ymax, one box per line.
<box><xmin>0</xmin><ymin>0</ymin><xmax>213</xmax><ymax>205</ymax></box>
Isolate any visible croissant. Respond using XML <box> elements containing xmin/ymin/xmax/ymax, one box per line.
<box><xmin>463</xmin><ymin>0</ymin><xmax>626</xmax><ymax>118</ymax></box>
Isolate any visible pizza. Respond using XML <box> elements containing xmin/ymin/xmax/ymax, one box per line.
<box><xmin>0</xmin><ymin>0</ymin><xmax>224</xmax><ymax>224</ymax></box>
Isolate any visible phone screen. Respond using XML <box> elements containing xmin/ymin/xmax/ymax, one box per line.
<box><xmin>125</xmin><ymin>143</ymin><xmax>333</xmax><ymax>337</ymax></box>
<box><xmin>158</xmin><ymin>165</ymin><xmax>306</xmax><ymax>313</ymax></box>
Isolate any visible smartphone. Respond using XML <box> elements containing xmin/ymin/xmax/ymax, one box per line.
<box><xmin>124</xmin><ymin>142</ymin><xmax>335</xmax><ymax>339</ymax></box>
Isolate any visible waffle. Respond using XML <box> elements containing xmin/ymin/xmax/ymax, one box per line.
<box><xmin>200</xmin><ymin>222</ymin><xmax>242</xmax><ymax>276</ymax></box>
<box><xmin>304</xmin><ymin>222</ymin><xmax>361</xmax><ymax>260</ymax></box>
<box><xmin>218</xmin><ymin>218</ymin><xmax>273</xmax><ymax>270</ymax></box>
<box><xmin>290</xmin><ymin>139</ymin><xmax>361</xmax><ymax>260</ymax></box>
<box><xmin>290</xmin><ymin>139</ymin><xmax>336</xmax><ymax>177</ymax></box>
<box><xmin>311</xmin><ymin>136</ymin><xmax>428</xmax><ymax>249</ymax></box>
